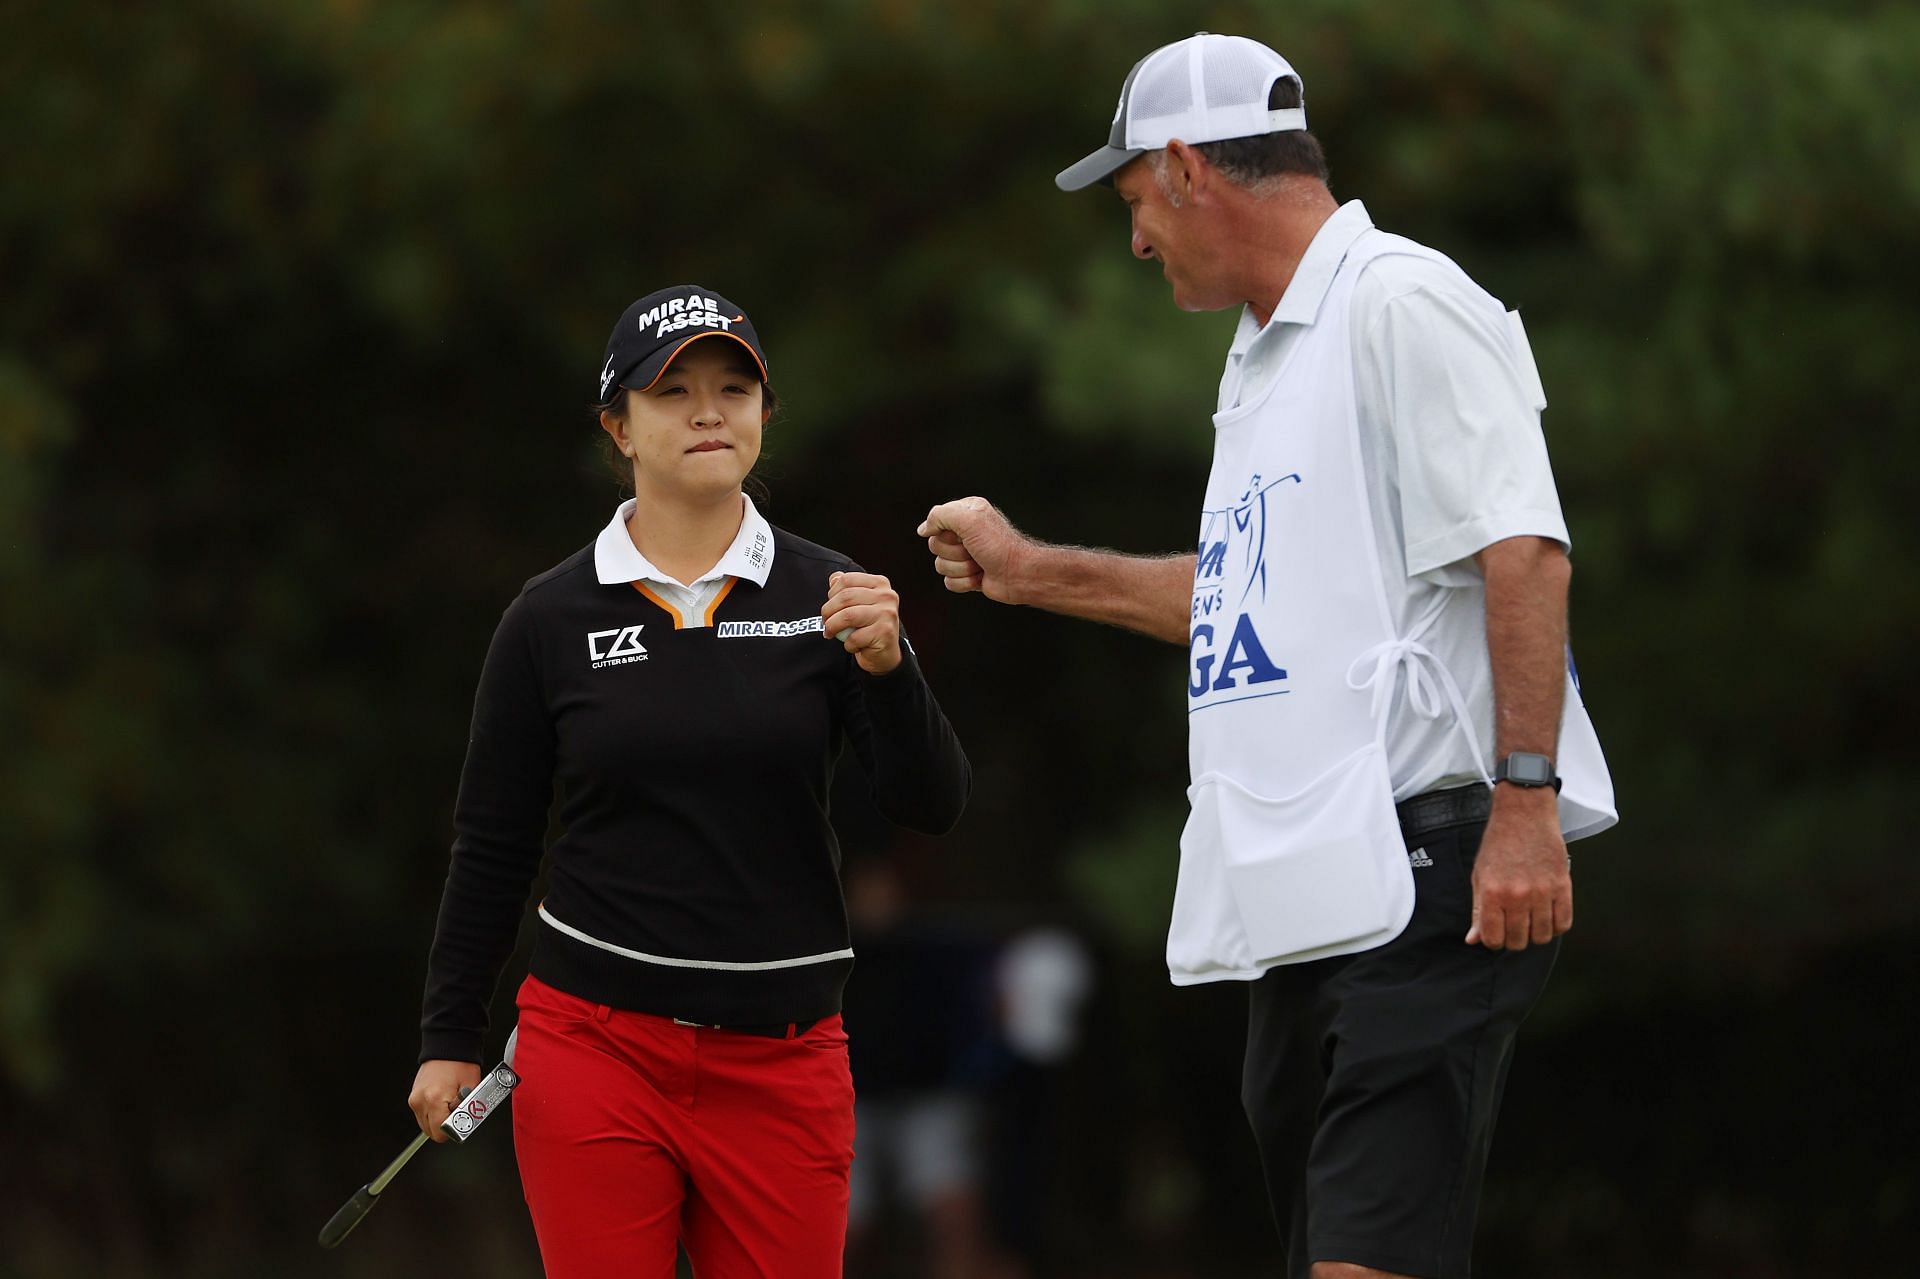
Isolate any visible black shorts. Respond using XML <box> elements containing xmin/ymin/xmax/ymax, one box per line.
<box><xmin>1240</xmin><ymin>789</ymin><xmax>1559</xmax><ymax>1279</ymax></box>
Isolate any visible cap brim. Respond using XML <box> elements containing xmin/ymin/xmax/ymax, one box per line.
<box><xmin>621</xmin><ymin>330</ymin><xmax>769</xmax><ymax>394</ymax></box>
<box><xmin>1055</xmin><ymin>145</ymin><xmax>1145</xmax><ymax>192</ymax></box>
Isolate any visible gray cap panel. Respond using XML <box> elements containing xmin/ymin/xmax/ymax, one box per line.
<box><xmin>1106</xmin><ymin>52</ymin><xmax>1155</xmax><ymax>148</ymax></box>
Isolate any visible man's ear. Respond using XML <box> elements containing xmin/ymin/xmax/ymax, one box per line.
<box><xmin>1164</xmin><ymin>138</ymin><xmax>1206</xmax><ymax>205</ymax></box>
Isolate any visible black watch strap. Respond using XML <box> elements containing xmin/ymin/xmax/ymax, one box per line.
<box><xmin>1493</xmin><ymin>752</ymin><xmax>1562</xmax><ymax>793</ymax></box>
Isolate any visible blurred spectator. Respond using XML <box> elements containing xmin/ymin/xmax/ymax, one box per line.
<box><xmin>985</xmin><ymin>926</ymin><xmax>1094</xmax><ymax>1275</ymax></box>
<box><xmin>843</xmin><ymin>858</ymin><xmax>1007</xmax><ymax>1279</ymax></box>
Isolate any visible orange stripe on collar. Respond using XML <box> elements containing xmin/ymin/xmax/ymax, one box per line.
<box><xmin>703</xmin><ymin>577</ymin><xmax>738</xmax><ymax>627</ymax></box>
<box><xmin>631</xmin><ymin>582</ymin><xmax>685</xmax><ymax>629</ymax></box>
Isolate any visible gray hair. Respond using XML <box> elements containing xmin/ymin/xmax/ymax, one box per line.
<box><xmin>1149</xmin><ymin>148</ymin><xmax>1294</xmax><ymax>203</ymax></box>
<box><xmin>1147</xmin><ymin>75</ymin><xmax>1329</xmax><ymax>202</ymax></box>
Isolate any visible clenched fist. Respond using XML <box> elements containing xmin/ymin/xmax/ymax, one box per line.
<box><xmin>821</xmin><ymin>570</ymin><xmax>904</xmax><ymax>675</ymax></box>
<box><xmin>917</xmin><ymin>497</ymin><xmax>1030</xmax><ymax>604</ymax></box>
<box><xmin>409</xmin><ymin>1059</ymin><xmax>482</xmax><ymax>1142</ymax></box>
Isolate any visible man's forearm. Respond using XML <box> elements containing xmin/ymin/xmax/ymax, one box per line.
<box><xmin>1011</xmin><ymin>543</ymin><xmax>1194</xmax><ymax>645</ymax></box>
<box><xmin>1470</xmin><ymin>535</ymin><xmax>1576</xmax><ymax>950</ymax></box>
<box><xmin>1479</xmin><ymin>537</ymin><xmax>1570</xmax><ymax>765</ymax></box>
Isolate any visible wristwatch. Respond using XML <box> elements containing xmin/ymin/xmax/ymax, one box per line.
<box><xmin>1493</xmin><ymin>752</ymin><xmax>1561</xmax><ymax>793</ymax></box>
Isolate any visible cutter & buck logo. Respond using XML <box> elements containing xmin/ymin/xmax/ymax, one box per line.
<box><xmin>587</xmin><ymin>625</ymin><xmax>648</xmax><ymax>668</ymax></box>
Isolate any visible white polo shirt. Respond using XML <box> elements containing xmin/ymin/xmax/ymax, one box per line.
<box><xmin>592</xmin><ymin>494</ymin><xmax>776</xmax><ymax>627</ymax></box>
<box><xmin>1220</xmin><ymin>201</ymin><xmax>1575</xmax><ymax>799</ymax></box>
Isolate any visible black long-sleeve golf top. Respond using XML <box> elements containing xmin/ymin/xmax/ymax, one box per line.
<box><xmin>419</xmin><ymin>513</ymin><xmax>970</xmax><ymax>1065</ymax></box>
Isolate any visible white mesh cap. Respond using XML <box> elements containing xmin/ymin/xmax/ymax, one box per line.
<box><xmin>1056</xmin><ymin>33</ymin><xmax>1306</xmax><ymax>192</ymax></box>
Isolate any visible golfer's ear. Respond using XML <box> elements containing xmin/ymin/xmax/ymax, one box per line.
<box><xmin>599</xmin><ymin>407</ymin><xmax>628</xmax><ymax>450</ymax></box>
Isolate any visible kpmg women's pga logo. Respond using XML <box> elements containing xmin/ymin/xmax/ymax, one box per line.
<box><xmin>1189</xmin><ymin>472</ymin><xmax>1298</xmax><ymax>706</ymax></box>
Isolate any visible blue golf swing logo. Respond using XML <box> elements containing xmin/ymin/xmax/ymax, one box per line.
<box><xmin>1190</xmin><ymin>473</ymin><xmax>1298</xmax><ymax>707</ymax></box>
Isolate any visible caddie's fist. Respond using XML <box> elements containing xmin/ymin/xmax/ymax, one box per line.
<box><xmin>917</xmin><ymin>496</ymin><xmax>1024</xmax><ymax>603</ymax></box>
<box><xmin>821</xmin><ymin>571</ymin><xmax>903</xmax><ymax>675</ymax></box>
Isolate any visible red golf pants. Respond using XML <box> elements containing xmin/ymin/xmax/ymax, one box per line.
<box><xmin>511</xmin><ymin>974</ymin><xmax>855</xmax><ymax>1278</ymax></box>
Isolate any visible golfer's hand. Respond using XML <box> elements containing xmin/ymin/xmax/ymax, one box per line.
<box><xmin>410</xmin><ymin>1060</ymin><xmax>482</xmax><ymax>1143</ymax></box>
<box><xmin>1465</xmin><ymin>787</ymin><xmax>1572</xmax><ymax>951</ymax></box>
<box><xmin>918</xmin><ymin>496</ymin><xmax>1028</xmax><ymax>604</ymax></box>
<box><xmin>821</xmin><ymin>571</ymin><xmax>903</xmax><ymax>675</ymax></box>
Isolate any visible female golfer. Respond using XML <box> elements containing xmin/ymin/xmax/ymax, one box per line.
<box><xmin>407</xmin><ymin>284</ymin><xmax>970</xmax><ymax>1277</ymax></box>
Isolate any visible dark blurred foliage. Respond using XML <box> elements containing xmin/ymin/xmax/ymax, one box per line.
<box><xmin>3</xmin><ymin>1</ymin><xmax>1916</xmax><ymax>1275</ymax></box>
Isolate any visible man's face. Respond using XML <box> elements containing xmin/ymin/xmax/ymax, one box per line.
<box><xmin>1113</xmin><ymin>152</ymin><xmax>1231</xmax><ymax>313</ymax></box>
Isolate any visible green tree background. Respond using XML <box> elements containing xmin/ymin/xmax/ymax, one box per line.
<box><xmin>3</xmin><ymin>2</ymin><xmax>1914</xmax><ymax>1275</ymax></box>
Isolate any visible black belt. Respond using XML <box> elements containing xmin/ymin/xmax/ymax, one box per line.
<box><xmin>1395</xmin><ymin>783</ymin><xmax>1492</xmax><ymax>841</ymax></box>
<box><xmin>673</xmin><ymin>1016</ymin><xmax>820</xmax><ymax>1039</ymax></box>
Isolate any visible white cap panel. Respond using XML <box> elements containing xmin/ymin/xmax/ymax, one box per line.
<box><xmin>1119</xmin><ymin>33</ymin><xmax>1306</xmax><ymax>151</ymax></box>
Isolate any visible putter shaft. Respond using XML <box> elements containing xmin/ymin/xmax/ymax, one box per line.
<box><xmin>370</xmin><ymin>1130</ymin><xmax>431</xmax><ymax>1194</ymax></box>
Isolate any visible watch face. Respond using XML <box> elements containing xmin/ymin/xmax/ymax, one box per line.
<box><xmin>1504</xmin><ymin>753</ymin><xmax>1555</xmax><ymax>785</ymax></box>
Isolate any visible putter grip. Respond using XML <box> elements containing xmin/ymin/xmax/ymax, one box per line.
<box><xmin>318</xmin><ymin>1185</ymin><xmax>377</xmax><ymax>1249</ymax></box>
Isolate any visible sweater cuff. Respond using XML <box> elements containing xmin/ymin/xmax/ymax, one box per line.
<box><xmin>419</xmin><ymin>1030</ymin><xmax>487</xmax><ymax>1067</ymax></box>
<box><xmin>859</xmin><ymin>640</ymin><xmax>926</xmax><ymax>696</ymax></box>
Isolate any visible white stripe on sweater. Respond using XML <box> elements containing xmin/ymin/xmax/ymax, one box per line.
<box><xmin>539</xmin><ymin>905</ymin><xmax>853</xmax><ymax>971</ymax></box>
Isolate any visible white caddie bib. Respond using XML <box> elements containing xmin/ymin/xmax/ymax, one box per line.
<box><xmin>1168</xmin><ymin>229</ymin><xmax>1612</xmax><ymax>985</ymax></box>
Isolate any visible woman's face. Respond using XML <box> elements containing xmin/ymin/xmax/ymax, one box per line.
<box><xmin>604</xmin><ymin>339</ymin><xmax>766</xmax><ymax>503</ymax></box>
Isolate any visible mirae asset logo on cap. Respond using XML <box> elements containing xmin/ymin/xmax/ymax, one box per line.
<box><xmin>637</xmin><ymin>295</ymin><xmax>746</xmax><ymax>341</ymax></box>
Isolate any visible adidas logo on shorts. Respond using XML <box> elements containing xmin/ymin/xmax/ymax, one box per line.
<box><xmin>1408</xmin><ymin>846</ymin><xmax>1433</xmax><ymax>868</ymax></box>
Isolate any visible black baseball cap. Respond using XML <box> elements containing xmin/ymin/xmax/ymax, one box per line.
<box><xmin>597</xmin><ymin>284</ymin><xmax>769</xmax><ymax>403</ymax></box>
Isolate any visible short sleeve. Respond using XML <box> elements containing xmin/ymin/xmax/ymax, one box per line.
<box><xmin>1355</xmin><ymin>261</ymin><xmax>1571</xmax><ymax>583</ymax></box>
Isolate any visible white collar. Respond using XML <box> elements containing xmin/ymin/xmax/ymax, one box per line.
<box><xmin>1229</xmin><ymin>199</ymin><xmax>1376</xmax><ymax>355</ymax></box>
<box><xmin>593</xmin><ymin>494</ymin><xmax>776</xmax><ymax>588</ymax></box>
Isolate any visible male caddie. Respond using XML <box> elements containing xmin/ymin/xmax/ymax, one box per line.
<box><xmin>920</xmin><ymin>33</ymin><xmax>1617</xmax><ymax>1279</ymax></box>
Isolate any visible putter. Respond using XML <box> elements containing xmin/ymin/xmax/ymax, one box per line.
<box><xmin>318</xmin><ymin>1034</ymin><xmax>520</xmax><ymax>1250</ymax></box>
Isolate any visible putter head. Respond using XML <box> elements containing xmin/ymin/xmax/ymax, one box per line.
<box><xmin>439</xmin><ymin>1062</ymin><xmax>519</xmax><ymax>1141</ymax></box>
